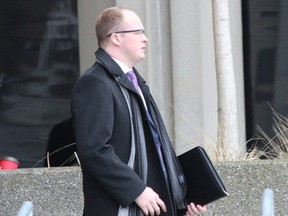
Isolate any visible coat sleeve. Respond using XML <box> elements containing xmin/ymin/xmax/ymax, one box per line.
<box><xmin>71</xmin><ymin>73</ymin><xmax>146</xmax><ymax>206</ymax></box>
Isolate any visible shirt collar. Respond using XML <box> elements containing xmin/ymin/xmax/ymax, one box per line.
<box><xmin>112</xmin><ymin>57</ymin><xmax>132</xmax><ymax>74</ymax></box>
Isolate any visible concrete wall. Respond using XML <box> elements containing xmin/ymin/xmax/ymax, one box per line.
<box><xmin>1</xmin><ymin>160</ymin><xmax>287</xmax><ymax>215</ymax></box>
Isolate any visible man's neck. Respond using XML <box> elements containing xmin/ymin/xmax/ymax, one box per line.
<box><xmin>112</xmin><ymin>57</ymin><xmax>132</xmax><ymax>74</ymax></box>
<box><xmin>104</xmin><ymin>46</ymin><xmax>133</xmax><ymax>68</ymax></box>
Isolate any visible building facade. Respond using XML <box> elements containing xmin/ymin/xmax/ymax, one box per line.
<box><xmin>1</xmin><ymin>0</ymin><xmax>286</xmax><ymax>167</ymax></box>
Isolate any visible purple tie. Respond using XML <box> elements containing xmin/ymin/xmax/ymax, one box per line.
<box><xmin>126</xmin><ymin>71</ymin><xmax>169</xmax><ymax>183</ymax></box>
<box><xmin>127</xmin><ymin>71</ymin><xmax>140</xmax><ymax>93</ymax></box>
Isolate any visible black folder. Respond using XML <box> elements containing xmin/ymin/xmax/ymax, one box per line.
<box><xmin>177</xmin><ymin>146</ymin><xmax>229</xmax><ymax>206</ymax></box>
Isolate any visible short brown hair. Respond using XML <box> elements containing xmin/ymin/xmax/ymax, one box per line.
<box><xmin>96</xmin><ymin>7</ymin><xmax>125</xmax><ymax>48</ymax></box>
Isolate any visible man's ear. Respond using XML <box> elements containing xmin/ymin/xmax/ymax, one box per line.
<box><xmin>110</xmin><ymin>34</ymin><xmax>121</xmax><ymax>46</ymax></box>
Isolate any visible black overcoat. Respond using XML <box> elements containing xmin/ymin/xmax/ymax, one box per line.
<box><xmin>71</xmin><ymin>48</ymin><xmax>177</xmax><ymax>216</ymax></box>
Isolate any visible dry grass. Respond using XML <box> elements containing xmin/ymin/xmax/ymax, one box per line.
<box><xmin>172</xmin><ymin>104</ymin><xmax>288</xmax><ymax>162</ymax></box>
<box><xmin>255</xmin><ymin>109</ymin><xmax>288</xmax><ymax>160</ymax></box>
<box><xmin>33</xmin><ymin>143</ymin><xmax>80</xmax><ymax>168</ymax></box>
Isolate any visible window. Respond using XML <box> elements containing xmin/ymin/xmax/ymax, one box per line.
<box><xmin>243</xmin><ymin>0</ymin><xmax>288</xmax><ymax>151</ymax></box>
<box><xmin>0</xmin><ymin>0</ymin><xmax>79</xmax><ymax>167</ymax></box>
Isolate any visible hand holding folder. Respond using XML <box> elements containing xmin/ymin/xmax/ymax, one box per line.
<box><xmin>178</xmin><ymin>146</ymin><xmax>229</xmax><ymax>206</ymax></box>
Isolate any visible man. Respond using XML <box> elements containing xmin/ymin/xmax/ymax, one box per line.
<box><xmin>71</xmin><ymin>6</ymin><xmax>207</xmax><ymax>216</ymax></box>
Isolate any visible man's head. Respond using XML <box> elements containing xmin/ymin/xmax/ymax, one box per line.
<box><xmin>96</xmin><ymin>7</ymin><xmax>148</xmax><ymax>67</ymax></box>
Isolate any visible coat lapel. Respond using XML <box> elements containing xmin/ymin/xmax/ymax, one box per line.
<box><xmin>95</xmin><ymin>48</ymin><xmax>151</xmax><ymax>104</ymax></box>
<box><xmin>95</xmin><ymin>48</ymin><xmax>138</xmax><ymax>94</ymax></box>
<box><xmin>134</xmin><ymin>70</ymin><xmax>151</xmax><ymax>109</ymax></box>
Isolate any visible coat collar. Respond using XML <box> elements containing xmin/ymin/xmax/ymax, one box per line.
<box><xmin>95</xmin><ymin>48</ymin><xmax>150</xmax><ymax>98</ymax></box>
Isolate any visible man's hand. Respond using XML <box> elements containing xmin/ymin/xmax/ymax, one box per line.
<box><xmin>135</xmin><ymin>187</ymin><xmax>167</xmax><ymax>215</ymax></box>
<box><xmin>185</xmin><ymin>203</ymin><xmax>207</xmax><ymax>216</ymax></box>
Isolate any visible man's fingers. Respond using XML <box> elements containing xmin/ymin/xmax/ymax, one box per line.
<box><xmin>151</xmin><ymin>200</ymin><xmax>163</xmax><ymax>215</ymax></box>
<box><xmin>154</xmin><ymin>207</ymin><xmax>161</xmax><ymax>215</ymax></box>
<box><xmin>186</xmin><ymin>203</ymin><xmax>207</xmax><ymax>216</ymax></box>
<box><xmin>147</xmin><ymin>205</ymin><xmax>155</xmax><ymax>216</ymax></box>
<box><xmin>156</xmin><ymin>198</ymin><xmax>167</xmax><ymax>213</ymax></box>
<box><xmin>190</xmin><ymin>203</ymin><xmax>200</xmax><ymax>214</ymax></box>
<box><xmin>135</xmin><ymin>187</ymin><xmax>167</xmax><ymax>215</ymax></box>
<box><xmin>142</xmin><ymin>207</ymin><xmax>148</xmax><ymax>216</ymax></box>
<box><xmin>149</xmin><ymin>196</ymin><xmax>165</xmax><ymax>215</ymax></box>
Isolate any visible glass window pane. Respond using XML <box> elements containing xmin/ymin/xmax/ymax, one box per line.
<box><xmin>243</xmin><ymin>1</ymin><xmax>288</xmax><ymax>151</ymax></box>
<box><xmin>0</xmin><ymin>0</ymin><xmax>79</xmax><ymax>168</ymax></box>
